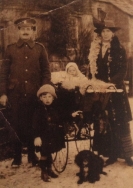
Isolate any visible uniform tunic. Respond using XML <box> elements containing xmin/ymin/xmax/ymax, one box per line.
<box><xmin>0</xmin><ymin>38</ymin><xmax>51</xmax><ymax>143</ymax></box>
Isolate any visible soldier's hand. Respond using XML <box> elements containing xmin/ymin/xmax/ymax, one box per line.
<box><xmin>0</xmin><ymin>95</ymin><xmax>8</xmax><ymax>106</ymax></box>
<box><xmin>34</xmin><ymin>137</ymin><xmax>42</xmax><ymax>146</ymax></box>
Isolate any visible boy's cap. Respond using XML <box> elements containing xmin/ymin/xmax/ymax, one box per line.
<box><xmin>14</xmin><ymin>17</ymin><xmax>36</xmax><ymax>27</ymax></box>
<box><xmin>37</xmin><ymin>84</ymin><xmax>57</xmax><ymax>98</ymax></box>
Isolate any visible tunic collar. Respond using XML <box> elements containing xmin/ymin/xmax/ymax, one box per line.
<box><xmin>16</xmin><ymin>38</ymin><xmax>35</xmax><ymax>48</ymax></box>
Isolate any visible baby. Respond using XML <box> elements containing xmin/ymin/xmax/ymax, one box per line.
<box><xmin>51</xmin><ymin>62</ymin><xmax>88</xmax><ymax>90</ymax></box>
<box><xmin>33</xmin><ymin>84</ymin><xmax>65</xmax><ymax>182</ymax></box>
<box><xmin>62</xmin><ymin>62</ymin><xmax>88</xmax><ymax>90</ymax></box>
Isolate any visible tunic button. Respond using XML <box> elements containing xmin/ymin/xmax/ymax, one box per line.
<box><xmin>25</xmin><ymin>69</ymin><xmax>28</xmax><ymax>72</ymax></box>
<box><xmin>25</xmin><ymin>45</ymin><xmax>27</xmax><ymax>47</ymax></box>
<box><xmin>25</xmin><ymin>81</ymin><xmax>28</xmax><ymax>83</ymax></box>
<box><xmin>24</xmin><ymin>94</ymin><xmax>27</xmax><ymax>97</ymax></box>
<box><xmin>25</xmin><ymin>56</ymin><xmax>28</xmax><ymax>59</ymax></box>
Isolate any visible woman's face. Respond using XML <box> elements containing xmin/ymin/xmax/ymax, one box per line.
<box><xmin>67</xmin><ymin>66</ymin><xmax>77</xmax><ymax>77</ymax></box>
<box><xmin>101</xmin><ymin>28</ymin><xmax>114</xmax><ymax>42</ymax></box>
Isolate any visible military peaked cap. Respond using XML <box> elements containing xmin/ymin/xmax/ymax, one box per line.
<box><xmin>14</xmin><ymin>17</ymin><xmax>36</xmax><ymax>27</ymax></box>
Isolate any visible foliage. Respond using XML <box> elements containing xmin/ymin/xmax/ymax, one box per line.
<box><xmin>47</xmin><ymin>9</ymin><xmax>71</xmax><ymax>57</ymax></box>
<box><xmin>75</xmin><ymin>28</ymin><xmax>93</xmax><ymax>66</ymax></box>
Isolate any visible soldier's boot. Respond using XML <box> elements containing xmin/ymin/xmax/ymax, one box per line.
<box><xmin>11</xmin><ymin>140</ymin><xmax>22</xmax><ymax>167</ymax></box>
<box><xmin>125</xmin><ymin>157</ymin><xmax>133</xmax><ymax>166</ymax></box>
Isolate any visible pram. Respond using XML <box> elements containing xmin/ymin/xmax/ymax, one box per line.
<box><xmin>51</xmin><ymin>71</ymin><xmax>123</xmax><ymax>173</ymax></box>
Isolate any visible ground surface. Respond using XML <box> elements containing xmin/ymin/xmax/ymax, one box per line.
<box><xmin>0</xmin><ymin>98</ymin><xmax>133</xmax><ymax>188</ymax></box>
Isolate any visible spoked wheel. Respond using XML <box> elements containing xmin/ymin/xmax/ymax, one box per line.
<box><xmin>52</xmin><ymin>140</ymin><xmax>69</xmax><ymax>173</ymax></box>
<box><xmin>75</xmin><ymin>124</ymin><xmax>94</xmax><ymax>153</ymax></box>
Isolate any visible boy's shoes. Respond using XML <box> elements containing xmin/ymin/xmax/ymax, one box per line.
<box><xmin>104</xmin><ymin>157</ymin><xmax>117</xmax><ymax>166</ymax></box>
<box><xmin>41</xmin><ymin>171</ymin><xmax>51</xmax><ymax>182</ymax></box>
<box><xmin>47</xmin><ymin>169</ymin><xmax>58</xmax><ymax>178</ymax></box>
<box><xmin>125</xmin><ymin>157</ymin><xmax>133</xmax><ymax>166</ymax></box>
<box><xmin>11</xmin><ymin>159</ymin><xmax>21</xmax><ymax>168</ymax></box>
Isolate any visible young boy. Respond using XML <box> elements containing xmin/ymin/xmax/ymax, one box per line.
<box><xmin>33</xmin><ymin>84</ymin><xmax>65</xmax><ymax>182</ymax></box>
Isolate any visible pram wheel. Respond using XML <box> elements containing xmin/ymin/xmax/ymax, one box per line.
<box><xmin>52</xmin><ymin>140</ymin><xmax>69</xmax><ymax>173</ymax></box>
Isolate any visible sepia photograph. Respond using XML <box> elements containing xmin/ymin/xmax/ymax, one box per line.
<box><xmin>0</xmin><ymin>0</ymin><xmax>133</xmax><ymax>187</ymax></box>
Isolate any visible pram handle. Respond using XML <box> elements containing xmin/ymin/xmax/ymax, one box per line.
<box><xmin>86</xmin><ymin>84</ymin><xmax>123</xmax><ymax>93</ymax></box>
<box><xmin>105</xmin><ymin>85</ymin><xmax>123</xmax><ymax>93</ymax></box>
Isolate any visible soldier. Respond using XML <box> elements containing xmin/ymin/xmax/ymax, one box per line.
<box><xmin>0</xmin><ymin>17</ymin><xmax>51</xmax><ymax>167</ymax></box>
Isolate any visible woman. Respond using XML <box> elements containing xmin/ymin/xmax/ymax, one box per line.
<box><xmin>89</xmin><ymin>20</ymin><xmax>133</xmax><ymax>166</ymax></box>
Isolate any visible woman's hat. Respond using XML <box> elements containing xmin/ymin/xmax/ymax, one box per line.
<box><xmin>94</xmin><ymin>19</ymin><xmax>121</xmax><ymax>34</ymax></box>
<box><xmin>14</xmin><ymin>17</ymin><xmax>36</xmax><ymax>28</ymax></box>
<box><xmin>37</xmin><ymin>84</ymin><xmax>57</xmax><ymax>98</ymax></box>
